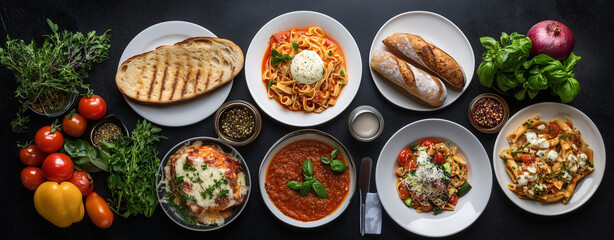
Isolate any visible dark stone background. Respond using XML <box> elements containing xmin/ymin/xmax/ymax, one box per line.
<box><xmin>0</xmin><ymin>0</ymin><xmax>612</xmax><ymax>239</ymax></box>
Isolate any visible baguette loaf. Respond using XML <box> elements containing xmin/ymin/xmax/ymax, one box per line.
<box><xmin>383</xmin><ymin>33</ymin><xmax>465</xmax><ymax>89</ymax></box>
<box><xmin>370</xmin><ymin>50</ymin><xmax>447</xmax><ymax>107</ymax></box>
<box><xmin>116</xmin><ymin>37</ymin><xmax>244</xmax><ymax>103</ymax></box>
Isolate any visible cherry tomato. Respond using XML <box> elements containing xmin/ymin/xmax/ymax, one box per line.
<box><xmin>408</xmin><ymin>159</ymin><xmax>418</xmax><ymax>171</ymax></box>
<box><xmin>398</xmin><ymin>148</ymin><xmax>413</xmax><ymax>167</ymax></box>
<box><xmin>418</xmin><ymin>204</ymin><xmax>433</xmax><ymax>212</ymax></box>
<box><xmin>69</xmin><ymin>170</ymin><xmax>93</xmax><ymax>196</ymax></box>
<box><xmin>548</xmin><ymin>122</ymin><xmax>560</xmax><ymax>138</ymax></box>
<box><xmin>42</xmin><ymin>153</ymin><xmax>74</xmax><ymax>182</ymax></box>
<box><xmin>79</xmin><ymin>95</ymin><xmax>107</xmax><ymax>120</ymax></box>
<box><xmin>571</xmin><ymin>134</ymin><xmax>580</xmax><ymax>144</ymax></box>
<box><xmin>421</xmin><ymin>139</ymin><xmax>435</xmax><ymax>147</ymax></box>
<box><xmin>566</xmin><ymin>121</ymin><xmax>574</xmax><ymax>129</ymax></box>
<box><xmin>447</xmin><ymin>193</ymin><xmax>459</xmax><ymax>206</ymax></box>
<box><xmin>20</xmin><ymin>167</ymin><xmax>45</xmax><ymax>190</ymax></box>
<box><xmin>521</xmin><ymin>154</ymin><xmax>536</xmax><ymax>164</ymax></box>
<box><xmin>19</xmin><ymin>144</ymin><xmax>47</xmax><ymax>166</ymax></box>
<box><xmin>86</xmin><ymin>192</ymin><xmax>114</xmax><ymax>228</ymax></box>
<box><xmin>434</xmin><ymin>152</ymin><xmax>444</xmax><ymax>165</ymax></box>
<box><xmin>62</xmin><ymin>112</ymin><xmax>88</xmax><ymax>137</ymax></box>
<box><xmin>35</xmin><ymin>125</ymin><xmax>64</xmax><ymax>153</ymax></box>
<box><xmin>397</xmin><ymin>185</ymin><xmax>410</xmax><ymax>199</ymax></box>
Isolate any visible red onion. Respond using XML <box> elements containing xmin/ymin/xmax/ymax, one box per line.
<box><xmin>527</xmin><ymin>20</ymin><xmax>575</xmax><ymax>60</ymax></box>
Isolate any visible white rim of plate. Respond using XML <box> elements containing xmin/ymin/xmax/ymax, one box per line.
<box><xmin>376</xmin><ymin>118</ymin><xmax>492</xmax><ymax>237</ymax></box>
<box><xmin>369</xmin><ymin>11</ymin><xmax>474</xmax><ymax>111</ymax></box>
<box><xmin>117</xmin><ymin>21</ymin><xmax>232</xmax><ymax>127</ymax></box>
<box><xmin>245</xmin><ymin>11</ymin><xmax>362</xmax><ymax>127</ymax></box>
<box><xmin>492</xmin><ymin>102</ymin><xmax>606</xmax><ymax>216</ymax></box>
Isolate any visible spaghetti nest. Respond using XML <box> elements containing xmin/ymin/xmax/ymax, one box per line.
<box><xmin>262</xmin><ymin>25</ymin><xmax>347</xmax><ymax>113</ymax></box>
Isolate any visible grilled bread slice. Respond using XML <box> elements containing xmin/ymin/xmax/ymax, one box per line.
<box><xmin>116</xmin><ymin>37</ymin><xmax>244</xmax><ymax>103</ymax></box>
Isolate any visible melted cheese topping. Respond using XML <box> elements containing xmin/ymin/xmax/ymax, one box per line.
<box><xmin>525</xmin><ymin>132</ymin><xmax>549</xmax><ymax>148</ymax></box>
<box><xmin>290</xmin><ymin>50</ymin><xmax>324</xmax><ymax>84</ymax></box>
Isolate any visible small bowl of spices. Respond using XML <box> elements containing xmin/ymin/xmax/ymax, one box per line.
<box><xmin>89</xmin><ymin>115</ymin><xmax>129</xmax><ymax>148</ymax></box>
<box><xmin>468</xmin><ymin>93</ymin><xmax>509</xmax><ymax>134</ymax></box>
<box><xmin>215</xmin><ymin>100</ymin><xmax>262</xmax><ymax>146</ymax></box>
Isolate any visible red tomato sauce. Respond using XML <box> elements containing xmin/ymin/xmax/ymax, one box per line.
<box><xmin>265</xmin><ymin>139</ymin><xmax>350</xmax><ymax>221</ymax></box>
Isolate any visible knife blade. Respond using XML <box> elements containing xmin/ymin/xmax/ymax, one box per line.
<box><xmin>359</xmin><ymin>157</ymin><xmax>373</xmax><ymax>236</ymax></box>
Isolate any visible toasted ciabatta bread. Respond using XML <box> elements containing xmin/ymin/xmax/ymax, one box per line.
<box><xmin>370</xmin><ymin>50</ymin><xmax>447</xmax><ymax>107</ymax></box>
<box><xmin>116</xmin><ymin>37</ymin><xmax>244</xmax><ymax>103</ymax></box>
<box><xmin>383</xmin><ymin>33</ymin><xmax>465</xmax><ymax>89</ymax></box>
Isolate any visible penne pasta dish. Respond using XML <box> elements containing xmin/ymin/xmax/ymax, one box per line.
<box><xmin>395</xmin><ymin>138</ymin><xmax>471</xmax><ymax>215</ymax></box>
<box><xmin>500</xmin><ymin>114</ymin><xmax>594</xmax><ymax>204</ymax></box>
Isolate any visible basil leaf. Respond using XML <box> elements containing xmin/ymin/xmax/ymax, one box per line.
<box><xmin>410</xmin><ymin>145</ymin><xmax>419</xmax><ymax>152</ymax></box>
<box><xmin>299</xmin><ymin>179</ymin><xmax>312</xmax><ymax>196</ymax></box>
<box><xmin>267</xmin><ymin>80</ymin><xmax>275</xmax><ymax>89</ymax></box>
<box><xmin>331</xmin><ymin>160</ymin><xmax>347</xmax><ymax>173</ymax></box>
<box><xmin>543</xmin><ymin>68</ymin><xmax>568</xmax><ymax>84</ymax></box>
<box><xmin>532</xmin><ymin>54</ymin><xmax>559</xmax><ymax>66</ymax></box>
<box><xmin>286</xmin><ymin>181</ymin><xmax>303</xmax><ymax>190</ymax></box>
<box><xmin>320</xmin><ymin>156</ymin><xmax>331</xmax><ymax>164</ymax></box>
<box><xmin>515</xmin><ymin>87</ymin><xmax>527</xmax><ymax>100</ymax></box>
<box><xmin>528</xmin><ymin>89</ymin><xmax>539</xmax><ymax>99</ymax></box>
<box><xmin>331</xmin><ymin>149</ymin><xmax>339</xmax><ymax>160</ymax></box>
<box><xmin>499</xmin><ymin>32</ymin><xmax>510</xmax><ymax>46</ymax></box>
<box><xmin>480</xmin><ymin>37</ymin><xmax>499</xmax><ymax>51</ymax></box>
<box><xmin>63</xmin><ymin>139</ymin><xmax>80</xmax><ymax>156</ymax></box>
<box><xmin>495</xmin><ymin>72</ymin><xmax>518</xmax><ymax>92</ymax></box>
<box><xmin>478</xmin><ymin>61</ymin><xmax>496</xmax><ymax>88</ymax></box>
<box><xmin>522</xmin><ymin>59</ymin><xmax>534</xmax><ymax>70</ymax></box>
<box><xmin>292</xmin><ymin>40</ymin><xmax>299</xmax><ymax>52</ymax></box>
<box><xmin>558</xmin><ymin>77</ymin><xmax>580</xmax><ymax>103</ymax></box>
<box><xmin>271</xmin><ymin>49</ymin><xmax>281</xmax><ymax>58</ymax></box>
<box><xmin>99</xmin><ymin>149</ymin><xmax>111</xmax><ymax>164</ymax></box>
<box><xmin>73</xmin><ymin>156</ymin><xmax>89</xmax><ymax>165</ymax></box>
<box><xmin>514</xmin><ymin>69</ymin><xmax>527</xmax><ymax>83</ymax></box>
<box><xmin>312</xmin><ymin>180</ymin><xmax>328</xmax><ymax>199</ymax></box>
<box><xmin>302</xmin><ymin>159</ymin><xmax>313</xmax><ymax>178</ymax></box>
<box><xmin>494</xmin><ymin>46</ymin><xmax>524</xmax><ymax>72</ymax></box>
<box><xmin>563</xmin><ymin>52</ymin><xmax>581</xmax><ymax>72</ymax></box>
<box><xmin>527</xmin><ymin>72</ymin><xmax>549</xmax><ymax>90</ymax></box>
<box><xmin>509</xmin><ymin>32</ymin><xmax>532</xmax><ymax>56</ymax></box>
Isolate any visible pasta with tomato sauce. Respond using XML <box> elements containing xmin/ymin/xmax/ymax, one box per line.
<box><xmin>262</xmin><ymin>25</ymin><xmax>347</xmax><ymax>113</ymax></box>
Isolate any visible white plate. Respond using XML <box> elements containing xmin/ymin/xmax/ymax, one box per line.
<box><xmin>369</xmin><ymin>11</ymin><xmax>474</xmax><ymax>111</ymax></box>
<box><xmin>259</xmin><ymin>129</ymin><xmax>356</xmax><ymax>228</ymax></box>
<box><xmin>117</xmin><ymin>21</ymin><xmax>232</xmax><ymax>127</ymax></box>
<box><xmin>245</xmin><ymin>11</ymin><xmax>361</xmax><ymax>127</ymax></box>
<box><xmin>493</xmin><ymin>102</ymin><xmax>606</xmax><ymax>216</ymax></box>
<box><xmin>375</xmin><ymin>119</ymin><xmax>491</xmax><ymax>237</ymax></box>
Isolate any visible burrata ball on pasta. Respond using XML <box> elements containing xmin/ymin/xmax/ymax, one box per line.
<box><xmin>290</xmin><ymin>50</ymin><xmax>324</xmax><ymax>84</ymax></box>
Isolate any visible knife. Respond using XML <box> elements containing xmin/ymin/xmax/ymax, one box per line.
<box><xmin>359</xmin><ymin>157</ymin><xmax>373</xmax><ymax>236</ymax></box>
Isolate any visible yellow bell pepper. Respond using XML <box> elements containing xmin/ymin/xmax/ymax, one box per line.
<box><xmin>34</xmin><ymin>181</ymin><xmax>84</xmax><ymax>227</ymax></box>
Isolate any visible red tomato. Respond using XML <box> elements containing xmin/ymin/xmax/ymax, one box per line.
<box><xmin>408</xmin><ymin>159</ymin><xmax>418</xmax><ymax>171</ymax></box>
<box><xmin>69</xmin><ymin>170</ymin><xmax>93</xmax><ymax>196</ymax></box>
<box><xmin>78</xmin><ymin>95</ymin><xmax>107</xmax><ymax>120</ymax></box>
<box><xmin>418</xmin><ymin>204</ymin><xmax>433</xmax><ymax>212</ymax></box>
<box><xmin>398</xmin><ymin>148</ymin><xmax>413</xmax><ymax>167</ymax></box>
<box><xmin>35</xmin><ymin>125</ymin><xmax>64</xmax><ymax>153</ymax></box>
<box><xmin>20</xmin><ymin>167</ymin><xmax>45</xmax><ymax>190</ymax></box>
<box><xmin>19</xmin><ymin>145</ymin><xmax>47</xmax><ymax>166</ymax></box>
<box><xmin>566</xmin><ymin>121</ymin><xmax>574</xmax><ymax>129</ymax></box>
<box><xmin>548</xmin><ymin>122</ymin><xmax>560</xmax><ymax>138</ymax></box>
<box><xmin>421</xmin><ymin>139</ymin><xmax>435</xmax><ymax>147</ymax></box>
<box><xmin>397</xmin><ymin>185</ymin><xmax>410</xmax><ymax>199</ymax></box>
<box><xmin>62</xmin><ymin>113</ymin><xmax>88</xmax><ymax>137</ymax></box>
<box><xmin>42</xmin><ymin>153</ymin><xmax>74</xmax><ymax>182</ymax></box>
<box><xmin>86</xmin><ymin>192</ymin><xmax>114</xmax><ymax>228</ymax></box>
<box><xmin>448</xmin><ymin>194</ymin><xmax>459</xmax><ymax>206</ymax></box>
<box><xmin>434</xmin><ymin>152</ymin><xmax>444</xmax><ymax>164</ymax></box>
<box><xmin>273</xmin><ymin>31</ymin><xmax>289</xmax><ymax>43</ymax></box>
<box><xmin>521</xmin><ymin>154</ymin><xmax>535</xmax><ymax>164</ymax></box>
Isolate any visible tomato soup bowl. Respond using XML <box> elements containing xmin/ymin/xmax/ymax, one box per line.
<box><xmin>259</xmin><ymin>129</ymin><xmax>356</xmax><ymax>228</ymax></box>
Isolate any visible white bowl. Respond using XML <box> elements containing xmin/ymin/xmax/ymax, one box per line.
<box><xmin>493</xmin><ymin>102</ymin><xmax>606</xmax><ymax>216</ymax></box>
<box><xmin>375</xmin><ymin>119</ymin><xmax>492</xmax><ymax>237</ymax></box>
<box><xmin>245</xmin><ymin>11</ymin><xmax>362</xmax><ymax>127</ymax></box>
<box><xmin>259</xmin><ymin>129</ymin><xmax>356</xmax><ymax>228</ymax></box>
